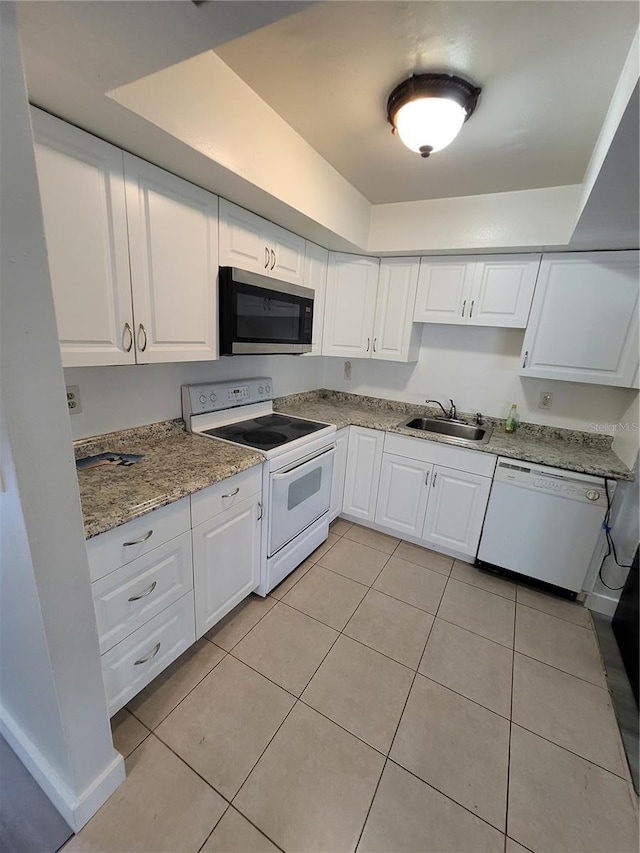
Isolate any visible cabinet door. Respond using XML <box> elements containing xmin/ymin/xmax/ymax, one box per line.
<box><xmin>422</xmin><ymin>466</ymin><xmax>492</xmax><ymax>559</ymax></box>
<box><xmin>413</xmin><ymin>257</ymin><xmax>474</xmax><ymax>324</ymax></box>
<box><xmin>329</xmin><ymin>427</ymin><xmax>349</xmax><ymax>521</ymax></box>
<box><xmin>218</xmin><ymin>198</ymin><xmax>271</xmax><ymax>275</ymax></box>
<box><xmin>375</xmin><ymin>453</ymin><xmax>432</xmax><ymax>537</ymax></box>
<box><xmin>270</xmin><ymin>222</ymin><xmax>306</xmax><ymax>285</ymax></box>
<box><xmin>521</xmin><ymin>251</ymin><xmax>639</xmax><ymax>387</ymax></box>
<box><xmin>31</xmin><ymin>108</ymin><xmax>135</xmax><ymax>367</ymax></box>
<box><xmin>372</xmin><ymin>258</ymin><xmax>421</xmax><ymax>362</ymax></box>
<box><xmin>124</xmin><ymin>154</ymin><xmax>218</xmax><ymax>363</ymax></box>
<box><xmin>192</xmin><ymin>495</ymin><xmax>261</xmax><ymax>638</ymax></box>
<box><xmin>469</xmin><ymin>254</ymin><xmax>540</xmax><ymax>328</ymax></box>
<box><xmin>322</xmin><ymin>254</ymin><xmax>379</xmax><ymax>357</ymax></box>
<box><xmin>303</xmin><ymin>242</ymin><xmax>328</xmax><ymax>356</ymax></box>
<box><xmin>342</xmin><ymin>427</ymin><xmax>384</xmax><ymax>522</ymax></box>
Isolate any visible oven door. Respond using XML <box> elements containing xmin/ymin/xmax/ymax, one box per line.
<box><xmin>268</xmin><ymin>445</ymin><xmax>335</xmax><ymax>556</ymax></box>
<box><xmin>219</xmin><ymin>267</ymin><xmax>314</xmax><ymax>355</ymax></box>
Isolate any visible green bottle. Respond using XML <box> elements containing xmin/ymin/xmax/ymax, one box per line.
<box><xmin>505</xmin><ymin>403</ymin><xmax>518</xmax><ymax>433</ymax></box>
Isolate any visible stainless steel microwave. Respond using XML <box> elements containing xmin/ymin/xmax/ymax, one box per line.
<box><xmin>219</xmin><ymin>267</ymin><xmax>314</xmax><ymax>355</ymax></box>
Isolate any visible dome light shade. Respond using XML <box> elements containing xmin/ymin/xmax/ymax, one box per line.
<box><xmin>387</xmin><ymin>73</ymin><xmax>481</xmax><ymax>158</ymax></box>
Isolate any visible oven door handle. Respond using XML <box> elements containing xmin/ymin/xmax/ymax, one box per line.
<box><xmin>272</xmin><ymin>444</ymin><xmax>335</xmax><ymax>478</ymax></box>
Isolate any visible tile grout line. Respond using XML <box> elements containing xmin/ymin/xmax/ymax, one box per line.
<box><xmin>516</xmin><ymin>599</ymin><xmax>596</xmax><ymax>632</ymax></box>
<box><xmin>505</xmin><ymin>586</ymin><xmax>518</xmax><ymax>841</ymax></box>
<box><xmin>513</xmin><ymin>647</ymin><xmax>610</xmax><ymax>691</ymax></box>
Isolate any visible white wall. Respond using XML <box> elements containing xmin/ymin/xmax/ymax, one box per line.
<box><xmin>0</xmin><ymin>3</ymin><xmax>123</xmax><ymax>829</ymax></box>
<box><xmin>322</xmin><ymin>324</ymin><xmax>639</xmax><ymax>437</ymax></box>
<box><xmin>65</xmin><ymin>355</ymin><xmax>323</xmax><ymax>440</ymax></box>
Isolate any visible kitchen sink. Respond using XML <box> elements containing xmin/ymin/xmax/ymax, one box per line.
<box><xmin>401</xmin><ymin>417</ymin><xmax>493</xmax><ymax>445</ymax></box>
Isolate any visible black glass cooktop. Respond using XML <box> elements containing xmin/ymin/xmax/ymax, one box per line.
<box><xmin>204</xmin><ymin>414</ymin><xmax>329</xmax><ymax>451</ymax></box>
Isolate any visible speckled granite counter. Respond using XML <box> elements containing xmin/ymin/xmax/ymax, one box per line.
<box><xmin>74</xmin><ymin>421</ymin><xmax>263</xmax><ymax>539</ymax></box>
<box><xmin>274</xmin><ymin>390</ymin><xmax>634</xmax><ymax>481</ymax></box>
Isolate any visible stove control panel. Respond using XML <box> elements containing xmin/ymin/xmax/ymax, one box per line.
<box><xmin>182</xmin><ymin>378</ymin><xmax>273</xmax><ymax>419</ymax></box>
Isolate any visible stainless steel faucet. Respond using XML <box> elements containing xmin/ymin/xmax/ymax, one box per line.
<box><xmin>426</xmin><ymin>398</ymin><xmax>457</xmax><ymax>419</ymax></box>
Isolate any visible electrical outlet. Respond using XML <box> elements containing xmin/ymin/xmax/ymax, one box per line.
<box><xmin>66</xmin><ymin>385</ymin><xmax>82</xmax><ymax>414</ymax></box>
<box><xmin>538</xmin><ymin>391</ymin><xmax>554</xmax><ymax>410</ymax></box>
<box><xmin>344</xmin><ymin>360</ymin><xmax>352</xmax><ymax>380</ymax></box>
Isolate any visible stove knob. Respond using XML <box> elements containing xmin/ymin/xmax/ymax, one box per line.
<box><xmin>586</xmin><ymin>489</ymin><xmax>600</xmax><ymax>501</ymax></box>
<box><xmin>266</xmin><ymin>384</ymin><xmax>271</xmax><ymax>394</ymax></box>
<box><xmin>258</xmin><ymin>386</ymin><xmax>264</xmax><ymax>394</ymax></box>
<box><xmin>210</xmin><ymin>393</ymin><xmax>217</xmax><ymax>402</ymax></box>
<box><xmin>199</xmin><ymin>394</ymin><xmax>206</xmax><ymax>404</ymax></box>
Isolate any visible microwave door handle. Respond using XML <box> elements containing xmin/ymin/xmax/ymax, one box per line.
<box><xmin>272</xmin><ymin>444</ymin><xmax>335</xmax><ymax>478</ymax></box>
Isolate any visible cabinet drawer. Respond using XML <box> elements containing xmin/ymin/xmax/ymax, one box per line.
<box><xmin>87</xmin><ymin>497</ymin><xmax>191</xmax><ymax>582</ymax></box>
<box><xmin>101</xmin><ymin>592</ymin><xmax>195</xmax><ymax>717</ymax></box>
<box><xmin>191</xmin><ymin>466</ymin><xmax>262</xmax><ymax>527</ymax></box>
<box><xmin>92</xmin><ymin>532</ymin><xmax>193</xmax><ymax>655</ymax></box>
<box><xmin>384</xmin><ymin>433</ymin><xmax>496</xmax><ymax>478</ymax></box>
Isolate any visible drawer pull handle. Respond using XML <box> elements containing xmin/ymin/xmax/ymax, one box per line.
<box><xmin>221</xmin><ymin>487</ymin><xmax>240</xmax><ymax>499</ymax></box>
<box><xmin>123</xmin><ymin>530</ymin><xmax>153</xmax><ymax>547</ymax></box>
<box><xmin>134</xmin><ymin>642</ymin><xmax>161</xmax><ymax>666</ymax></box>
<box><xmin>257</xmin><ymin>501</ymin><xmax>263</xmax><ymax>520</ymax></box>
<box><xmin>128</xmin><ymin>581</ymin><xmax>157</xmax><ymax>602</ymax></box>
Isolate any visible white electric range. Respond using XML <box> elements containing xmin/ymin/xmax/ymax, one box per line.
<box><xmin>182</xmin><ymin>378</ymin><xmax>336</xmax><ymax>594</ymax></box>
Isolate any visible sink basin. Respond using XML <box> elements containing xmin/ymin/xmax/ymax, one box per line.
<box><xmin>401</xmin><ymin>417</ymin><xmax>493</xmax><ymax>445</ymax></box>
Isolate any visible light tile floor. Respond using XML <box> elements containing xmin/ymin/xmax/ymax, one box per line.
<box><xmin>68</xmin><ymin>521</ymin><xmax>638</xmax><ymax>853</ymax></box>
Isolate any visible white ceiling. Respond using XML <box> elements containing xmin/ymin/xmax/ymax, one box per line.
<box><xmin>215</xmin><ymin>1</ymin><xmax>638</xmax><ymax>203</ymax></box>
<box><xmin>15</xmin><ymin>1</ymin><xmax>640</xmax><ymax>252</ymax></box>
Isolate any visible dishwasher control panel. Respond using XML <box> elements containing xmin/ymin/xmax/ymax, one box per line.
<box><xmin>494</xmin><ymin>459</ymin><xmax>610</xmax><ymax>507</ymax></box>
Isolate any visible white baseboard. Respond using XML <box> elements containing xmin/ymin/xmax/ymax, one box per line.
<box><xmin>0</xmin><ymin>703</ymin><xmax>125</xmax><ymax>832</ymax></box>
<box><xmin>585</xmin><ymin>591</ymin><xmax>619</xmax><ymax>618</ymax></box>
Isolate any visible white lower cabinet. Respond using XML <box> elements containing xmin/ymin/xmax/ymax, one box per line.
<box><xmin>375</xmin><ymin>454</ymin><xmax>432</xmax><ymax>537</ymax></box>
<box><xmin>329</xmin><ymin>427</ymin><xmax>349</xmax><ymax>521</ymax></box>
<box><xmin>192</xmin><ymin>493</ymin><xmax>261</xmax><ymax>639</ymax></box>
<box><xmin>101</xmin><ymin>592</ymin><xmax>195</xmax><ymax>716</ymax></box>
<box><xmin>342</xmin><ymin>427</ymin><xmax>384</xmax><ymax>522</ymax></box>
<box><xmin>422</xmin><ymin>466</ymin><xmax>492</xmax><ymax>558</ymax></box>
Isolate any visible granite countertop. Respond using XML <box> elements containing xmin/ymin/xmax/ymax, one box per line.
<box><xmin>274</xmin><ymin>390</ymin><xmax>634</xmax><ymax>481</ymax></box>
<box><xmin>74</xmin><ymin>421</ymin><xmax>263</xmax><ymax>539</ymax></box>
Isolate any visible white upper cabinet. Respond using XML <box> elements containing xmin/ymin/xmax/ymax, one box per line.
<box><xmin>372</xmin><ymin>258</ymin><xmax>421</xmax><ymax>361</ymax></box>
<box><xmin>303</xmin><ymin>242</ymin><xmax>328</xmax><ymax>356</ymax></box>
<box><xmin>414</xmin><ymin>254</ymin><xmax>541</xmax><ymax>328</ymax></box>
<box><xmin>32</xmin><ymin>109</ymin><xmax>219</xmax><ymax>367</ymax></box>
<box><xmin>124</xmin><ymin>154</ymin><xmax>218</xmax><ymax>363</ymax></box>
<box><xmin>218</xmin><ymin>199</ymin><xmax>305</xmax><ymax>285</ymax></box>
<box><xmin>32</xmin><ymin>108</ymin><xmax>135</xmax><ymax>367</ymax></box>
<box><xmin>520</xmin><ymin>251</ymin><xmax>639</xmax><ymax>388</ymax></box>
<box><xmin>468</xmin><ymin>255</ymin><xmax>540</xmax><ymax>327</ymax></box>
<box><xmin>413</xmin><ymin>258</ymin><xmax>472</xmax><ymax>325</ymax></box>
<box><xmin>322</xmin><ymin>253</ymin><xmax>419</xmax><ymax>361</ymax></box>
<box><xmin>322</xmin><ymin>253</ymin><xmax>379</xmax><ymax>358</ymax></box>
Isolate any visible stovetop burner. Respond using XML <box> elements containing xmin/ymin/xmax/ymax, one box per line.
<box><xmin>204</xmin><ymin>413</ymin><xmax>330</xmax><ymax>451</ymax></box>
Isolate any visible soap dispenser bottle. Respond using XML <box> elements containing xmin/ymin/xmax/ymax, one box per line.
<box><xmin>505</xmin><ymin>403</ymin><xmax>518</xmax><ymax>433</ymax></box>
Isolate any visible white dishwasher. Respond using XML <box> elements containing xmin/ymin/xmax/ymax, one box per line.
<box><xmin>477</xmin><ymin>457</ymin><xmax>611</xmax><ymax>594</ymax></box>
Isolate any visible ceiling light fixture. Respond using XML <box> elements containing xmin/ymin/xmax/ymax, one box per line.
<box><xmin>387</xmin><ymin>73</ymin><xmax>481</xmax><ymax>158</ymax></box>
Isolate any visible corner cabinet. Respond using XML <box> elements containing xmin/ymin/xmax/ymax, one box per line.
<box><xmin>520</xmin><ymin>251</ymin><xmax>640</xmax><ymax>388</ymax></box>
<box><xmin>322</xmin><ymin>254</ymin><xmax>420</xmax><ymax>361</ymax></box>
<box><xmin>218</xmin><ymin>198</ymin><xmax>305</xmax><ymax>285</ymax></box>
<box><xmin>414</xmin><ymin>254</ymin><xmax>540</xmax><ymax>328</ymax></box>
<box><xmin>32</xmin><ymin>108</ymin><xmax>219</xmax><ymax>366</ymax></box>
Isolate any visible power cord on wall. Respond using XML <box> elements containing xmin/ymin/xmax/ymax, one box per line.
<box><xmin>598</xmin><ymin>478</ymin><xmax>634</xmax><ymax>591</ymax></box>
